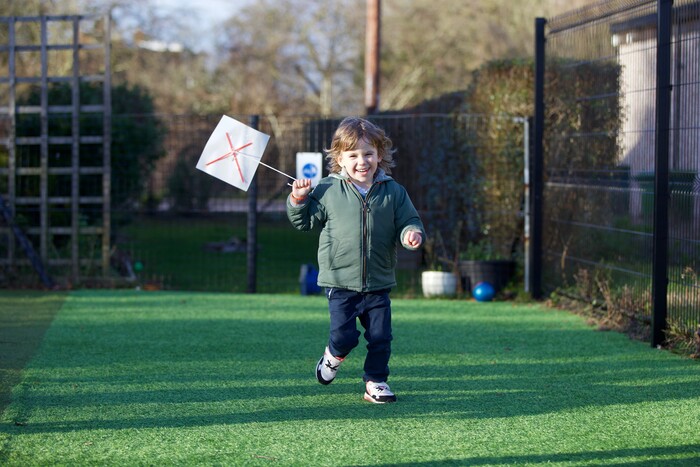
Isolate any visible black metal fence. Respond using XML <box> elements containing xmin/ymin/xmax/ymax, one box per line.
<box><xmin>114</xmin><ymin>113</ymin><xmax>528</xmax><ymax>296</ymax></box>
<box><xmin>1</xmin><ymin>112</ymin><xmax>528</xmax><ymax>295</ymax></box>
<box><xmin>5</xmin><ymin>1</ymin><xmax>696</xmax><ymax>349</ymax></box>
<box><xmin>534</xmin><ymin>0</ymin><xmax>700</xmax><ymax>344</ymax></box>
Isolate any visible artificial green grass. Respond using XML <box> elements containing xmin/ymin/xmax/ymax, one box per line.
<box><xmin>1</xmin><ymin>290</ymin><xmax>699</xmax><ymax>465</ymax></box>
<box><xmin>0</xmin><ymin>292</ymin><xmax>66</xmax><ymax>415</ymax></box>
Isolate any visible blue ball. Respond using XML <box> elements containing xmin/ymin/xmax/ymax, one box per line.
<box><xmin>472</xmin><ymin>282</ymin><xmax>495</xmax><ymax>302</ymax></box>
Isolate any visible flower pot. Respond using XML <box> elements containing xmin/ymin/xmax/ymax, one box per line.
<box><xmin>458</xmin><ymin>260</ymin><xmax>515</xmax><ymax>295</ymax></box>
<box><xmin>421</xmin><ymin>271</ymin><xmax>458</xmax><ymax>297</ymax></box>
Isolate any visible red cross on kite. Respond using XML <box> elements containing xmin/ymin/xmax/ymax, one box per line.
<box><xmin>205</xmin><ymin>133</ymin><xmax>252</xmax><ymax>183</ymax></box>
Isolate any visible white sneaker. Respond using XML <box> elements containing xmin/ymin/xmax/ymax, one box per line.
<box><xmin>316</xmin><ymin>346</ymin><xmax>344</xmax><ymax>385</ymax></box>
<box><xmin>363</xmin><ymin>381</ymin><xmax>397</xmax><ymax>404</ymax></box>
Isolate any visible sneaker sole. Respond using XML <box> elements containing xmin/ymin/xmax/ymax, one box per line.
<box><xmin>315</xmin><ymin>357</ymin><xmax>334</xmax><ymax>385</ymax></box>
<box><xmin>363</xmin><ymin>392</ymin><xmax>397</xmax><ymax>404</ymax></box>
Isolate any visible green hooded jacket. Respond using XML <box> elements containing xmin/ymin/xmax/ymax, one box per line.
<box><xmin>287</xmin><ymin>170</ymin><xmax>425</xmax><ymax>292</ymax></box>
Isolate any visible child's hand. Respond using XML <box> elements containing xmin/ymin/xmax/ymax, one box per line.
<box><xmin>292</xmin><ymin>179</ymin><xmax>312</xmax><ymax>200</ymax></box>
<box><xmin>403</xmin><ymin>230</ymin><xmax>423</xmax><ymax>249</ymax></box>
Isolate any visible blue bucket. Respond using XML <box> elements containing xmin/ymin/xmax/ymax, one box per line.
<box><xmin>299</xmin><ymin>264</ymin><xmax>321</xmax><ymax>295</ymax></box>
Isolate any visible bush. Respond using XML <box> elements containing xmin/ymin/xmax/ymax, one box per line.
<box><xmin>377</xmin><ymin>57</ymin><xmax>622</xmax><ymax>272</ymax></box>
<box><xmin>16</xmin><ymin>82</ymin><xmax>166</xmax><ymax>213</ymax></box>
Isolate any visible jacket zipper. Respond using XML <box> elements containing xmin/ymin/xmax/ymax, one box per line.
<box><xmin>360</xmin><ymin>183</ymin><xmax>379</xmax><ymax>290</ymax></box>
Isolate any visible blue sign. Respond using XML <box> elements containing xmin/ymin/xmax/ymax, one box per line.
<box><xmin>296</xmin><ymin>152</ymin><xmax>322</xmax><ymax>186</ymax></box>
<box><xmin>302</xmin><ymin>163</ymin><xmax>318</xmax><ymax>179</ymax></box>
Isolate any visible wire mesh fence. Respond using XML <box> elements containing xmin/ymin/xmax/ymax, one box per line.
<box><xmin>541</xmin><ymin>0</ymin><xmax>700</xmax><ymax>338</ymax></box>
<box><xmin>2</xmin><ymin>112</ymin><xmax>528</xmax><ymax>296</ymax></box>
<box><xmin>113</xmin><ymin>113</ymin><xmax>527</xmax><ymax>296</ymax></box>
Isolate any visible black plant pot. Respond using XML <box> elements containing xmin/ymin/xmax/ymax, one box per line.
<box><xmin>458</xmin><ymin>260</ymin><xmax>516</xmax><ymax>295</ymax></box>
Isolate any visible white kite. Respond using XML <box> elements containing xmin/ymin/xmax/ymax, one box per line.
<box><xmin>196</xmin><ymin>115</ymin><xmax>296</xmax><ymax>191</ymax></box>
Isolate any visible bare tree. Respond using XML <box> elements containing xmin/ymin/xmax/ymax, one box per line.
<box><xmin>213</xmin><ymin>0</ymin><xmax>365</xmax><ymax>117</ymax></box>
<box><xmin>2</xmin><ymin>0</ymin><xmax>598</xmax><ymax>116</ymax></box>
<box><xmin>380</xmin><ymin>0</ymin><xmax>593</xmax><ymax>110</ymax></box>
<box><xmin>0</xmin><ymin>0</ymin><xmax>77</xmax><ymax>16</ymax></box>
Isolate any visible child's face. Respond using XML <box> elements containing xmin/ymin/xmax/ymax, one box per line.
<box><xmin>337</xmin><ymin>138</ymin><xmax>382</xmax><ymax>189</ymax></box>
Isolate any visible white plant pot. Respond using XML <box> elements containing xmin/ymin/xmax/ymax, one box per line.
<box><xmin>421</xmin><ymin>271</ymin><xmax>458</xmax><ymax>297</ymax></box>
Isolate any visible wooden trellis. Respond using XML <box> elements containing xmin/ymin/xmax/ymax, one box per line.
<box><xmin>0</xmin><ymin>14</ymin><xmax>111</xmax><ymax>284</ymax></box>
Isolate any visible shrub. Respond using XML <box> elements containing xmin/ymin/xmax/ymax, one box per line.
<box><xmin>15</xmin><ymin>82</ymin><xmax>166</xmax><ymax>213</ymax></box>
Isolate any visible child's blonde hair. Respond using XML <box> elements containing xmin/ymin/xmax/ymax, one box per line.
<box><xmin>325</xmin><ymin>117</ymin><xmax>396</xmax><ymax>174</ymax></box>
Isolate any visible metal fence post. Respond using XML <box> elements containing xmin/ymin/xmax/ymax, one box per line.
<box><xmin>531</xmin><ymin>17</ymin><xmax>546</xmax><ymax>300</ymax></box>
<box><xmin>519</xmin><ymin>117</ymin><xmax>532</xmax><ymax>292</ymax></box>
<box><xmin>651</xmin><ymin>0</ymin><xmax>672</xmax><ymax>347</ymax></box>
<box><xmin>247</xmin><ymin>115</ymin><xmax>259</xmax><ymax>293</ymax></box>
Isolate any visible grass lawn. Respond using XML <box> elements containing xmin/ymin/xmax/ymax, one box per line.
<box><xmin>0</xmin><ymin>292</ymin><xmax>66</xmax><ymax>414</ymax></box>
<box><xmin>1</xmin><ymin>290</ymin><xmax>699</xmax><ymax>465</ymax></box>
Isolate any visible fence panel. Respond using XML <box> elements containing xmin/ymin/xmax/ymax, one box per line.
<box><xmin>668</xmin><ymin>0</ymin><xmax>700</xmax><ymax>334</ymax></box>
<box><xmin>78</xmin><ymin>113</ymin><xmax>527</xmax><ymax>296</ymax></box>
<box><xmin>542</xmin><ymin>0</ymin><xmax>700</xmax><ymax>339</ymax></box>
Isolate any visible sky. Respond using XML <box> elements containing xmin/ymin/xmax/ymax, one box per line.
<box><xmin>151</xmin><ymin>0</ymin><xmax>246</xmax><ymax>24</ymax></box>
<box><xmin>149</xmin><ymin>0</ymin><xmax>254</xmax><ymax>52</ymax></box>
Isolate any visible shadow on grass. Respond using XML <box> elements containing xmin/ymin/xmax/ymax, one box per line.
<box><xmin>371</xmin><ymin>444</ymin><xmax>700</xmax><ymax>466</ymax></box>
<box><xmin>3</xmin><ymin>292</ymin><xmax>700</xmax><ymax>439</ymax></box>
<box><xmin>7</xmin><ymin>354</ymin><xmax>699</xmax><ymax>433</ymax></box>
<box><xmin>0</xmin><ymin>291</ymin><xmax>66</xmax><ymax>414</ymax></box>
<box><xmin>12</xmin><ymin>353</ymin><xmax>700</xmax><ymax>413</ymax></box>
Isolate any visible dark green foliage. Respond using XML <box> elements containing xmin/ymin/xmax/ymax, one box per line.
<box><xmin>541</xmin><ymin>59</ymin><xmax>625</xmax><ymax>293</ymax></box>
<box><xmin>467</xmin><ymin>58</ymin><xmax>534</xmax><ymax>116</ymax></box>
<box><xmin>15</xmin><ymin>82</ymin><xmax>166</xmax><ymax>212</ymax></box>
<box><xmin>543</xmin><ymin>58</ymin><xmax>622</xmax><ymax>181</ymax></box>
<box><xmin>167</xmin><ymin>151</ymin><xmax>213</xmax><ymax>212</ymax></box>
<box><xmin>411</xmin><ymin>116</ymin><xmax>482</xmax><ymax>265</ymax></box>
<box><xmin>394</xmin><ymin>57</ymin><xmax>622</xmax><ymax>267</ymax></box>
<box><xmin>110</xmin><ymin>85</ymin><xmax>166</xmax><ymax>210</ymax></box>
<box><xmin>383</xmin><ymin>59</ymin><xmax>536</xmax><ymax>262</ymax></box>
<box><xmin>466</xmin><ymin>61</ymin><xmax>532</xmax><ymax>259</ymax></box>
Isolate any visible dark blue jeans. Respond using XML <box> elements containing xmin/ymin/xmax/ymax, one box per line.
<box><xmin>326</xmin><ymin>288</ymin><xmax>393</xmax><ymax>383</ymax></box>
